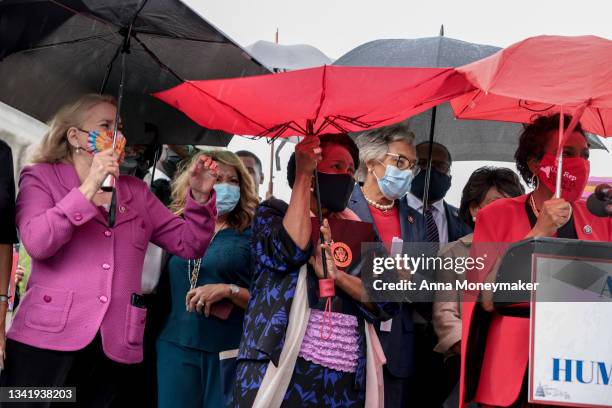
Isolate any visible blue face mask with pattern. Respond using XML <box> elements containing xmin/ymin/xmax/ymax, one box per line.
<box><xmin>375</xmin><ymin>162</ymin><xmax>414</xmax><ymax>200</ymax></box>
<box><xmin>214</xmin><ymin>183</ymin><xmax>240</xmax><ymax>215</ymax></box>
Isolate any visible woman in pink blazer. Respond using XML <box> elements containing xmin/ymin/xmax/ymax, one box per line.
<box><xmin>460</xmin><ymin>114</ymin><xmax>612</xmax><ymax>408</ymax></box>
<box><xmin>0</xmin><ymin>94</ymin><xmax>218</xmax><ymax>406</ymax></box>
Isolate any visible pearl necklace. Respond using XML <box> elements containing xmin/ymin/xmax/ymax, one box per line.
<box><xmin>361</xmin><ymin>188</ymin><xmax>395</xmax><ymax>211</ymax></box>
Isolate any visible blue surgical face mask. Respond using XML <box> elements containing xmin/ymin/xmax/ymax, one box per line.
<box><xmin>375</xmin><ymin>161</ymin><xmax>414</xmax><ymax>200</ymax></box>
<box><xmin>214</xmin><ymin>183</ymin><xmax>240</xmax><ymax>215</ymax></box>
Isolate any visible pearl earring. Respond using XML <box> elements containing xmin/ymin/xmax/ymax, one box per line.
<box><xmin>75</xmin><ymin>146</ymin><xmax>81</xmax><ymax>154</ymax></box>
<box><xmin>472</xmin><ymin>216</ymin><xmax>476</xmax><ymax>222</ymax></box>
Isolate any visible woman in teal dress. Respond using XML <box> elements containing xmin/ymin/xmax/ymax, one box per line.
<box><xmin>157</xmin><ymin>150</ymin><xmax>258</xmax><ymax>408</ymax></box>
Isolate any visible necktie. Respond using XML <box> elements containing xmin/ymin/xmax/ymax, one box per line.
<box><xmin>424</xmin><ymin>207</ymin><xmax>440</xmax><ymax>243</ymax></box>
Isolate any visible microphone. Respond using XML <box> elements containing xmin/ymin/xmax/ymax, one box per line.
<box><xmin>587</xmin><ymin>183</ymin><xmax>612</xmax><ymax>217</ymax></box>
<box><xmin>595</xmin><ymin>183</ymin><xmax>612</xmax><ymax>201</ymax></box>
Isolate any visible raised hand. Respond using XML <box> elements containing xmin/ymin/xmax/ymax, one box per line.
<box><xmin>79</xmin><ymin>148</ymin><xmax>119</xmax><ymax>200</ymax></box>
<box><xmin>295</xmin><ymin>136</ymin><xmax>322</xmax><ymax>177</ymax></box>
<box><xmin>189</xmin><ymin>155</ymin><xmax>218</xmax><ymax>204</ymax></box>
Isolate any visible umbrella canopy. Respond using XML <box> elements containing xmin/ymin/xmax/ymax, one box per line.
<box><xmin>245</xmin><ymin>40</ymin><xmax>333</xmax><ymax>71</ymax></box>
<box><xmin>0</xmin><ymin>0</ymin><xmax>269</xmax><ymax>146</ymax></box>
<box><xmin>154</xmin><ymin>64</ymin><xmax>473</xmax><ymax>278</ymax></box>
<box><xmin>451</xmin><ymin>35</ymin><xmax>612</xmax><ymax>137</ymax></box>
<box><xmin>334</xmin><ymin>36</ymin><xmax>525</xmax><ymax>161</ymax></box>
<box><xmin>153</xmin><ymin>65</ymin><xmax>474</xmax><ymax>138</ymax></box>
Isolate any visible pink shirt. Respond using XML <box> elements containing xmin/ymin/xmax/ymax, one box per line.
<box><xmin>9</xmin><ymin>163</ymin><xmax>216</xmax><ymax>364</ymax></box>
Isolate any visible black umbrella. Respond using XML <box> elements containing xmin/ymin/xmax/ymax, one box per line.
<box><xmin>0</xmin><ymin>0</ymin><xmax>269</xmax><ymax>225</ymax></box>
<box><xmin>0</xmin><ymin>0</ymin><xmax>269</xmax><ymax>146</ymax></box>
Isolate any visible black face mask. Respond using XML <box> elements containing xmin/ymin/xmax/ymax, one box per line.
<box><xmin>316</xmin><ymin>172</ymin><xmax>355</xmax><ymax>213</ymax></box>
<box><xmin>410</xmin><ymin>168</ymin><xmax>452</xmax><ymax>203</ymax></box>
<box><xmin>119</xmin><ymin>158</ymin><xmax>138</xmax><ymax>177</ymax></box>
<box><xmin>161</xmin><ymin>155</ymin><xmax>182</xmax><ymax>180</ymax></box>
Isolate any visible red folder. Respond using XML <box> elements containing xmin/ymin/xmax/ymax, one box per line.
<box><xmin>310</xmin><ymin>217</ymin><xmax>375</xmax><ymax>271</ymax></box>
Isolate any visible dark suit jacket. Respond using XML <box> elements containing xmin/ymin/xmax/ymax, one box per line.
<box><xmin>348</xmin><ymin>185</ymin><xmax>426</xmax><ymax>378</ymax></box>
<box><xmin>443</xmin><ymin>201</ymin><xmax>473</xmax><ymax>243</ymax></box>
<box><xmin>0</xmin><ymin>140</ymin><xmax>17</xmax><ymax>244</ymax></box>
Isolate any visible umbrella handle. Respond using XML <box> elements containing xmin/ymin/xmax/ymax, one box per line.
<box><xmin>313</xmin><ymin>170</ymin><xmax>329</xmax><ymax>279</ymax></box>
<box><xmin>101</xmin><ymin>175</ymin><xmax>116</xmax><ymax>192</ymax></box>
<box><xmin>554</xmin><ymin>103</ymin><xmax>588</xmax><ymax>199</ymax></box>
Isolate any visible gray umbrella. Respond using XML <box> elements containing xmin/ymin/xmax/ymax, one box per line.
<box><xmin>334</xmin><ymin>36</ymin><xmax>607</xmax><ymax>161</ymax></box>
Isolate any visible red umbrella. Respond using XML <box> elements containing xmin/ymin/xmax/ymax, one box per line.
<box><xmin>153</xmin><ymin>64</ymin><xmax>473</xmax><ymax>279</ymax></box>
<box><xmin>451</xmin><ymin>35</ymin><xmax>612</xmax><ymax>136</ymax></box>
<box><xmin>451</xmin><ymin>35</ymin><xmax>612</xmax><ymax>196</ymax></box>
<box><xmin>153</xmin><ymin>65</ymin><xmax>472</xmax><ymax>138</ymax></box>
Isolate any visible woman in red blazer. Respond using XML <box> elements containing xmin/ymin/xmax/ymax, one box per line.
<box><xmin>460</xmin><ymin>114</ymin><xmax>612</xmax><ymax>408</ymax></box>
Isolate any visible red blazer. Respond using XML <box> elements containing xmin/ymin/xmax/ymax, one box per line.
<box><xmin>459</xmin><ymin>194</ymin><xmax>612</xmax><ymax>407</ymax></box>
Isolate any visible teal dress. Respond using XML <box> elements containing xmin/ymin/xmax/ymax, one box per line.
<box><xmin>157</xmin><ymin>227</ymin><xmax>252</xmax><ymax>408</ymax></box>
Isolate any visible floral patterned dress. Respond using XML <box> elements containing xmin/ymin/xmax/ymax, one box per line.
<box><xmin>233</xmin><ymin>198</ymin><xmax>396</xmax><ymax>408</ymax></box>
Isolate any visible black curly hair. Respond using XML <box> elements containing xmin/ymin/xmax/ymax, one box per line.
<box><xmin>459</xmin><ymin>166</ymin><xmax>525</xmax><ymax>229</ymax></box>
<box><xmin>514</xmin><ymin>113</ymin><xmax>585</xmax><ymax>187</ymax></box>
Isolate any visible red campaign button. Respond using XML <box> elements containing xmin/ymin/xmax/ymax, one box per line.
<box><xmin>43</xmin><ymin>295</ymin><xmax>52</xmax><ymax>303</ymax></box>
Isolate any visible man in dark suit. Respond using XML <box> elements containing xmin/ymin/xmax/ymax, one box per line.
<box><xmin>407</xmin><ymin>141</ymin><xmax>472</xmax><ymax>244</ymax></box>
<box><xmin>406</xmin><ymin>141</ymin><xmax>472</xmax><ymax>407</ymax></box>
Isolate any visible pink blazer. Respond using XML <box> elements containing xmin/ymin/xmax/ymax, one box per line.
<box><xmin>9</xmin><ymin>163</ymin><xmax>216</xmax><ymax>364</ymax></box>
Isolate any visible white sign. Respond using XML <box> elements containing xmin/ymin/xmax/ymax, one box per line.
<box><xmin>529</xmin><ymin>255</ymin><xmax>612</xmax><ymax>407</ymax></box>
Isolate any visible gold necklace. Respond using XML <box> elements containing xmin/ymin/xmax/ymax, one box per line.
<box><xmin>186</xmin><ymin>221</ymin><xmax>227</xmax><ymax>290</ymax></box>
<box><xmin>361</xmin><ymin>187</ymin><xmax>395</xmax><ymax>211</ymax></box>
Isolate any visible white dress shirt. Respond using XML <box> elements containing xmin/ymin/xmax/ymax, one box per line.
<box><xmin>406</xmin><ymin>192</ymin><xmax>449</xmax><ymax>245</ymax></box>
<box><xmin>140</xmin><ymin>168</ymin><xmax>170</xmax><ymax>294</ymax></box>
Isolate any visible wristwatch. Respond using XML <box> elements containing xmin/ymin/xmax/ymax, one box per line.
<box><xmin>228</xmin><ymin>284</ymin><xmax>240</xmax><ymax>296</ymax></box>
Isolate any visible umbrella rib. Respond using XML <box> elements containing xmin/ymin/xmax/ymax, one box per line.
<box><xmin>518</xmin><ymin>99</ymin><xmax>555</xmax><ymax>113</ymax></box>
<box><xmin>6</xmin><ymin>34</ymin><xmax>115</xmax><ymax>54</ymax></box>
<box><xmin>132</xmin><ymin>30</ymin><xmax>229</xmax><ymax>45</ymax></box>
<box><xmin>457</xmin><ymin>89</ymin><xmax>483</xmax><ymax>116</ymax></box>
<box><xmin>185</xmin><ymin>81</ymin><xmax>270</xmax><ymax>133</ymax></box>
<box><xmin>311</xmin><ymin>65</ymin><xmax>328</xmax><ymax>135</ymax></box>
<box><xmin>49</xmin><ymin>0</ymin><xmax>116</xmax><ymax>29</ymax></box>
<box><xmin>595</xmin><ymin>107</ymin><xmax>607</xmax><ymax>136</ymax></box>
<box><xmin>131</xmin><ymin>35</ymin><xmax>184</xmax><ymax>83</ymax></box>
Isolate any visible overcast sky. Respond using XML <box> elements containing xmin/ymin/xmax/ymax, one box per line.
<box><xmin>194</xmin><ymin>0</ymin><xmax>612</xmax><ymax>59</ymax></box>
<box><xmin>185</xmin><ymin>0</ymin><xmax>612</xmax><ymax>204</ymax></box>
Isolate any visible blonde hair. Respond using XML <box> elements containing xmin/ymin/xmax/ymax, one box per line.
<box><xmin>31</xmin><ymin>94</ymin><xmax>117</xmax><ymax>164</ymax></box>
<box><xmin>170</xmin><ymin>150</ymin><xmax>258</xmax><ymax>232</ymax></box>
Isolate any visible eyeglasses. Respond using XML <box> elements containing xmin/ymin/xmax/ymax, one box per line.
<box><xmin>385</xmin><ymin>153</ymin><xmax>418</xmax><ymax>171</ymax></box>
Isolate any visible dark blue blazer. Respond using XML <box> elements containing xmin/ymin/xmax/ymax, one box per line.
<box><xmin>348</xmin><ymin>185</ymin><xmax>426</xmax><ymax>378</ymax></box>
<box><xmin>443</xmin><ymin>201</ymin><xmax>473</xmax><ymax>243</ymax></box>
